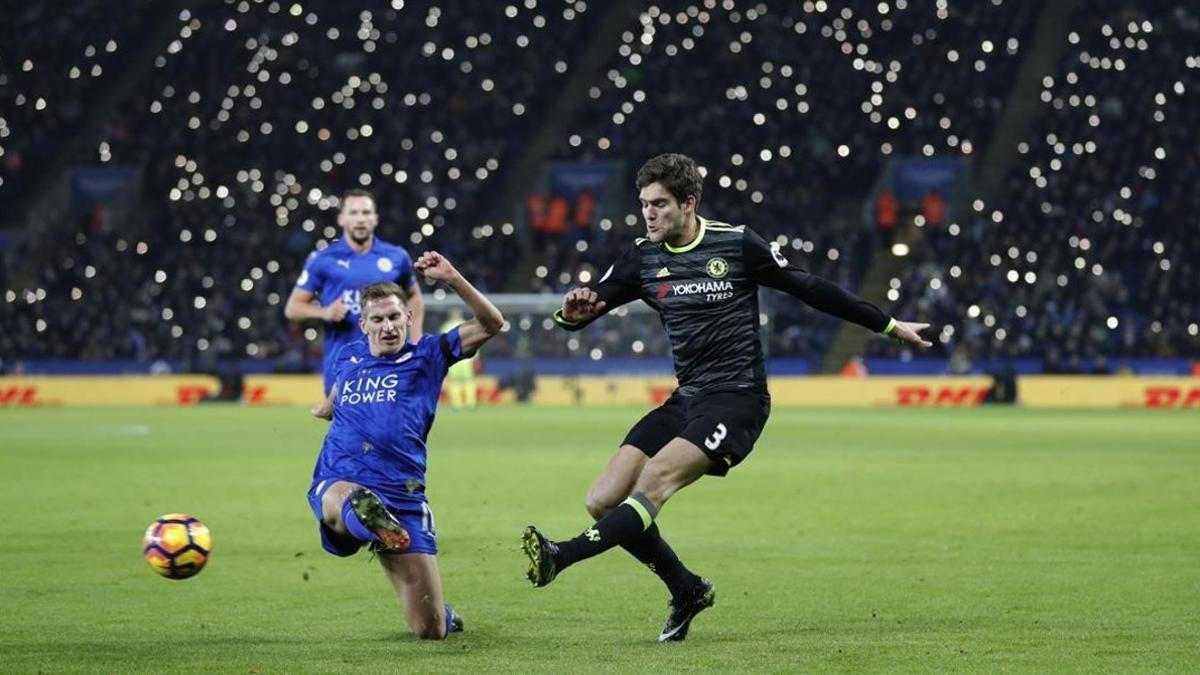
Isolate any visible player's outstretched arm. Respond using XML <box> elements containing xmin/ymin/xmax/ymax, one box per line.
<box><xmin>551</xmin><ymin>245</ymin><xmax>643</xmax><ymax>331</ymax></box>
<box><xmin>765</xmin><ymin>268</ymin><xmax>932</xmax><ymax>348</ymax></box>
<box><xmin>743</xmin><ymin>227</ymin><xmax>932</xmax><ymax>348</ymax></box>
<box><xmin>414</xmin><ymin>251</ymin><xmax>504</xmax><ymax>354</ymax></box>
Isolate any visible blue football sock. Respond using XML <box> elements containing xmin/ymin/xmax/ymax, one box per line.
<box><xmin>340</xmin><ymin>499</ymin><xmax>377</xmax><ymax>544</ymax></box>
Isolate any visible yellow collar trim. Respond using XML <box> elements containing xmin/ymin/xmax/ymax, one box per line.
<box><xmin>664</xmin><ymin>216</ymin><xmax>706</xmax><ymax>254</ymax></box>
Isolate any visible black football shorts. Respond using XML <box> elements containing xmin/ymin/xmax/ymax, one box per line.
<box><xmin>622</xmin><ymin>388</ymin><xmax>771</xmax><ymax>476</ymax></box>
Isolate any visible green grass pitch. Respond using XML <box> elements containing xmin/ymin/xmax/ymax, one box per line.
<box><xmin>1</xmin><ymin>405</ymin><xmax>1197</xmax><ymax>673</ymax></box>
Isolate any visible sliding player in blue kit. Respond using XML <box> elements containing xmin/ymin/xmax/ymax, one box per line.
<box><xmin>306</xmin><ymin>251</ymin><xmax>503</xmax><ymax>640</ymax></box>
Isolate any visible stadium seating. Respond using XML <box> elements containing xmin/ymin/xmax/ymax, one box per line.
<box><xmin>1</xmin><ymin>1</ymin><xmax>593</xmax><ymax>368</ymax></box>
<box><xmin>528</xmin><ymin>0</ymin><xmax>1033</xmax><ymax>363</ymax></box>
<box><xmin>869</xmin><ymin>0</ymin><xmax>1200</xmax><ymax>369</ymax></box>
<box><xmin>0</xmin><ymin>2</ymin><xmax>161</xmax><ymax>215</ymax></box>
<box><xmin>1</xmin><ymin>1</ymin><xmax>1195</xmax><ymax>374</ymax></box>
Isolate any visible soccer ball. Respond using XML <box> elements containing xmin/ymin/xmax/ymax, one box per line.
<box><xmin>143</xmin><ymin>514</ymin><xmax>212</xmax><ymax>580</ymax></box>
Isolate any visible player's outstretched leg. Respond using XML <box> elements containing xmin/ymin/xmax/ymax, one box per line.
<box><xmin>523</xmin><ymin>440</ymin><xmax>711</xmax><ymax>588</ymax></box>
<box><xmin>586</xmin><ymin>447</ymin><xmax>707</xmax><ymax>605</ymax></box>
<box><xmin>523</xmin><ymin>491</ymin><xmax>657</xmax><ymax>587</ymax></box>
<box><xmin>659</xmin><ymin>577</ymin><xmax>715</xmax><ymax>642</ymax></box>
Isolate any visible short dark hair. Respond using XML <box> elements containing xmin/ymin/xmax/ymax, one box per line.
<box><xmin>360</xmin><ymin>281</ymin><xmax>406</xmax><ymax>309</ymax></box>
<box><xmin>636</xmin><ymin>153</ymin><xmax>703</xmax><ymax>205</ymax></box>
<box><xmin>341</xmin><ymin>188</ymin><xmax>376</xmax><ymax>209</ymax></box>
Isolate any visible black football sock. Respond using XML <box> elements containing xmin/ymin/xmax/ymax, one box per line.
<box><xmin>555</xmin><ymin>492</ymin><xmax>657</xmax><ymax>569</ymax></box>
<box><xmin>620</xmin><ymin>524</ymin><xmax>701</xmax><ymax>599</ymax></box>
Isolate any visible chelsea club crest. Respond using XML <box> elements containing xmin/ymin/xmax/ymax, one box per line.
<box><xmin>705</xmin><ymin>257</ymin><xmax>728</xmax><ymax>279</ymax></box>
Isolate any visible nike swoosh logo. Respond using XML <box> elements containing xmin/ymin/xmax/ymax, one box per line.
<box><xmin>336</xmin><ymin>260</ymin><xmax>350</xmax><ymax>269</ymax></box>
<box><xmin>659</xmin><ymin>622</ymin><xmax>690</xmax><ymax>641</ymax></box>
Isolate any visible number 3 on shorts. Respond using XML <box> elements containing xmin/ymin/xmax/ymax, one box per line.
<box><xmin>704</xmin><ymin>423</ymin><xmax>728</xmax><ymax>450</ymax></box>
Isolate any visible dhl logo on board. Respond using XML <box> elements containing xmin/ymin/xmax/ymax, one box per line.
<box><xmin>1142</xmin><ymin>386</ymin><xmax>1200</xmax><ymax>408</ymax></box>
<box><xmin>174</xmin><ymin>385</ymin><xmax>268</xmax><ymax>405</ymax></box>
<box><xmin>894</xmin><ymin>386</ymin><xmax>990</xmax><ymax>406</ymax></box>
<box><xmin>0</xmin><ymin>386</ymin><xmax>38</xmax><ymax>406</ymax></box>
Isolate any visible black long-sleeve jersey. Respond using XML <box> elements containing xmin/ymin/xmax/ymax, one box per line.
<box><xmin>553</xmin><ymin>216</ymin><xmax>892</xmax><ymax>396</ymax></box>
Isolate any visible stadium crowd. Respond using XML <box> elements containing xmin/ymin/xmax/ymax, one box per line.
<box><xmin>870</xmin><ymin>0</ymin><xmax>1200</xmax><ymax>368</ymax></box>
<box><xmin>528</xmin><ymin>0</ymin><xmax>1032</xmax><ymax>363</ymax></box>
<box><xmin>1</xmin><ymin>0</ymin><xmax>1195</xmax><ymax>374</ymax></box>
<box><xmin>1</xmin><ymin>0</ymin><xmax>591</xmax><ymax>369</ymax></box>
<box><xmin>0</xmin><ymin>1</ymin><xmax>161</xmax><ymax>216</ymax></box>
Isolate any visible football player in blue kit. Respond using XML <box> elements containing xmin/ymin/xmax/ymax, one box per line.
<box><xmin>306</xmin><ymin>251</ymin><xmax>503</xmax><ymax>640</ymax></box>
<box><xmin>285</xmin><ymin>189</ymin><xmax>426</xmax><ymax>394</ymax></box>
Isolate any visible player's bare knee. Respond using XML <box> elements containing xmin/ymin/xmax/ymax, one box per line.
<box><xmin>320</xmin><ymin>481</ymin><xmax>357</xmax><ymax>533</ymax></box>
<box><xmin>320</xmin><ymin>497</ymin><xmax>344</xmax><ymax>532</ymax></box>
<box><xmin>583</xmin><ymin>495</ymin><xmax>604</xmax><ymax>520</ymax></box>
<box><xmin>402</xmin><ymin>588</ymin><xmax>447</xmax><ymax>639</ymax></box>
<box><xmin>412</xmin><ymin>622</ymin><xmax>447</xmax><ymax>640</ymax></box>
<box><xmin>408</xmin><ymin>605</ymin><xmax>448</xmax><ymax>640</ymax></box>
<box><xmin>584</xmin><ymin>488</ymin><xmax>619</xmax><ymax>520</ymax></box>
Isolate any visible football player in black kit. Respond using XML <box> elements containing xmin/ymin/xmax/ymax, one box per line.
<box><xmin>521</xmin><ymin>153</ymin><xmax>932</xmax><ymax>641</ymax></box>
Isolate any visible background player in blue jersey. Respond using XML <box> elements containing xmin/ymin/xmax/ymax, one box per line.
<box><xmin>285</xmin><ymin>188</ymin><xmax>426</xmax><ymax>393</ymax></box>
<box><xmin>306</xmin><ymin>251</ymin><xmax>503</xmax><ymax>640</ymax></box>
